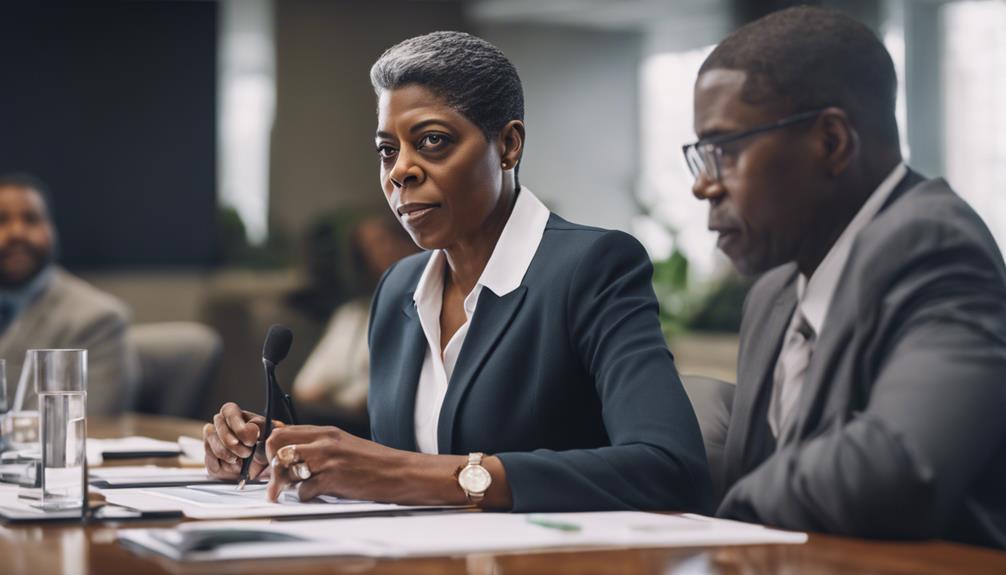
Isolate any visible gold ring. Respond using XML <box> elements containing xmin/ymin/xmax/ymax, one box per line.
<box><xmin>292</xmin><ymin>462</ymin><xmax>312</xmax><ymax>481</ymax></box>
<box><xmin>277</xmin><ymin>444</ymin><xmax>299</xmax><ymax>466</ymax></box>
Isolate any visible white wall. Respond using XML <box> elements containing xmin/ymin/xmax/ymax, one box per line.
<box><xmin>477</xmin><ymin>24</ymin><xmax>643</xmax><ymax>232</ymax></box>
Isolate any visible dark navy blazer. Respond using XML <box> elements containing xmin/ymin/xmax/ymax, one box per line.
<box><xmin>368</xmin><ymin>213</ymin><xmax>712</xmax><ymax>513</ymax></box>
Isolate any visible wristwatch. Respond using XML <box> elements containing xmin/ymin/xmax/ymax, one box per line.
<box><xmin>457</xmin><ymin>452</ymin><xmax>492</xmax><ymax>504</ymax></box>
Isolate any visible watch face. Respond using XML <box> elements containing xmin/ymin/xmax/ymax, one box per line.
<box><xmin>459</xmin><ymin>464</ymin><xmax>492</xmax><ymax>493</ymax></box>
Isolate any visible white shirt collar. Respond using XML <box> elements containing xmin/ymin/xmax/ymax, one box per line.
<box><xmin>413</xmin><ymin>187</ymin><xmax>550</xmax><ymax>313</ymax></box>
<box><xmin>797</xmin><ymin>162</ymin><xmax>907</xmax><ymax>335</ymax></box>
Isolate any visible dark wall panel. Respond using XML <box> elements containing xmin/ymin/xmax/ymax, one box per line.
<box><xmin>0</xmin><ymin>1</ymin><xmax>218</xmax><ymax>269</ymax></box>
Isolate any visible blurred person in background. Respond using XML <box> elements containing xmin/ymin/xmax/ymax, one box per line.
<box><xmin>0</xmin><ymin>173</ymin><xmax>138</xmax><ymax>415</ymax></box>
<box><xmin>292</xmin><ymin>213</ymin><xmax>419</xmax><ymax>434</ymax></box>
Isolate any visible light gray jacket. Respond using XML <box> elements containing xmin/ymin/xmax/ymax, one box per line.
<box><xmin>1</xmin><ymin>267</ymin><xmax>138</xmax><ymax>415</ymax></box>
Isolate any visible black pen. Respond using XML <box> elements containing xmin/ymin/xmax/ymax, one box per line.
<box><xmin>237</xmin><ymin>435</ymin><xmax>265</xmax><ymax>490</ymax></box>
<box><xmin>236</xmin><ymin>449</ymin><xmax>254</xmax><ymax>491</ymax></box>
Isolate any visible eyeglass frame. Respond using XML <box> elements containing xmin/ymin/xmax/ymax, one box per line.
<box><xmin>681</xmin><ymin>108</ymin><xmax>828</xmax><ymax>182</ymax></box>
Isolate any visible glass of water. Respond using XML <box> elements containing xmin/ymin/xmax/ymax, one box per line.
<box><xmin>32</xmin><ymin>349</ymin><xmax>87</xmax><ymax>510</ymax></box>
<box><xmin>0</xmin><ymin>358</ymin><xmax>7</xmax><ymax>451</ymax></box>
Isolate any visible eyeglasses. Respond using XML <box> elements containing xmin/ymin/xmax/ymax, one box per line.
<box><xmin>682</xmin><ymin>108</ymin><xmax>826</xmax><ymax>183</ymax></box>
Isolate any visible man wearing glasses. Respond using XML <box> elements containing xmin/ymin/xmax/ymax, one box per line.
<box><xmin>685</xmin><ymin>7</ymin><xmax>1006</xmax><ymax>549</ymax></box>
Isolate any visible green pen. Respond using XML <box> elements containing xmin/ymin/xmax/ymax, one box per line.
<box><xmin>525</xmin><ymin>514</ymin><xmax>581</xmax><ymax>532</ymax></box>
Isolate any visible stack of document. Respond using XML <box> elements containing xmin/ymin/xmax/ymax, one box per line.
<box><xmin>87</xmin><ymin>436</ymin><xmax>182</xmax><ymax>463</ymax></box>
<box><xmin>102</xmin><ymin>483</ymin><xmax>461</xmax><ymax>520</ymax></box>
<box><xmin>89</xmin><ymin>466</ymin><xmax>220</xmax><ymax>488</ymax></box>
<box><xmin>118</xmin><ymin>512</ymin><xmax>807</xmax><ymax>561</ymax></box>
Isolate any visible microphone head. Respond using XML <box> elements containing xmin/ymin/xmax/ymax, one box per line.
<box><xmin>262</xmin><ymin>324</ymin><xmax>293</xmax><ymax>365</ymax></box>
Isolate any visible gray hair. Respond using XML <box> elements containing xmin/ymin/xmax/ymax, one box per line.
<box><xmin>370</xmin><ymin>31</ymin><xmax>524</xmax><ymax>141</ymax></box>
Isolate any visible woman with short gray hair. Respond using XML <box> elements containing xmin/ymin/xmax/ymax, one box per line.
<box><xmin>205</xmin><ymin>31</ymin><xmax>711</xmax><ymax>513</ymax></box>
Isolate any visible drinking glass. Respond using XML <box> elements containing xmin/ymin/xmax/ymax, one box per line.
<box><xmin>0</xmin><ymin>359</ymin><xmax>7</xmax><ymax>451</ymax></box>
<box><xmin>32</xmin><ymin>349</ymin><xmax>87</xmax><ymax>510</ymax></box>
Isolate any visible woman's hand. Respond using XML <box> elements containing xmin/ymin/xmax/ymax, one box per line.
<box><xmin>264</xmin><ymin>425</ymin><xmax>418</xmax><ymax>503</ymax></box>
<box><xmin>265</xmin><ymin>425</ymin><xmax>514</xmax><ymax>508</ymax></box>
<box><xmin>203</xmin><ymin>401</ymin><xmax>276</xmax><ymax>480</ymax></box>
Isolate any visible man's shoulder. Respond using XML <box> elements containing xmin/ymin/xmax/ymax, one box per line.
<box><xmin>43</xmin><ymin>267</ymin><xmax>131</xmax><ymax>325</ymax></box>
<box><xmin>876</xmin><ymin>177</ymin><xmax>976</xmax><ymax>228</ymax></box>
<box><xmin>856</xmin><ymin>176</ymin><xmax>1005</xmax><ymax>278</ymax></box>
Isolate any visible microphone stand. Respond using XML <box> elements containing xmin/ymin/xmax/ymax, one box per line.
<box><xmin>260</xmin><ymin>358</ymin><xmax>299</xmax><ymax>448</ymax></box>
<box><xmin>239</xmin><ymin>343</ymin><xmax>299</xmax><ymax>489</ymax></box>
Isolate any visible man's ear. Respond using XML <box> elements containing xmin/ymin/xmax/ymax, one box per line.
<box><xmin>498</xmin><ymin>120</ymin><xmax>525</xmax><ymax>169</ymax></box>
<box><xmin>818</xmin><ymin>107</ymin><xmax>858</xmax><ymax>178</ymax></box>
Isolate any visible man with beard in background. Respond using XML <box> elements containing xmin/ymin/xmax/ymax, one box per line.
<box><xmin>0</xmin><ymin>173</ymin><xmax>137</xmax><ymax>415</ymax></box>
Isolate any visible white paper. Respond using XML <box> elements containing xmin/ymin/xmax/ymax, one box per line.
<box><xmin>90</xmin><ymin>466</ymin><xmax>207</xmax><ymax>480</ymax></box>
<box><xmin>117</xmin><ymin>511</ymin><xmax>807</xmax><ymax>561</ymax></box>
<box><xmin>0</xmin><ymin>483</ymin><xmax>18</xmax><ymax>506</ymax></box>
<box><xmin>176</xmin><ymin>436</ymin><xmax>205</xmax><ymax>464</ymax></box>
<box><xmin>89</xmin><ymin>466</ymin><xmax>214</xmax><ymax>487</ymax></box>
<box><xmin>0</xmin><ymin>498</ymin><xmax>83</xmax><ymax>520</ymax></box>
<box><xmin>102</xmin><ymin>484</ymin><xmax>458</xmax><ymax>519</ymax></box>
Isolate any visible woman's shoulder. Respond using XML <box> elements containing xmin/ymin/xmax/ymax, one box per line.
<box><xmin>535</xmin><ymin>213</ymin><xmax>650</xmax><ymax>271</ymax></box>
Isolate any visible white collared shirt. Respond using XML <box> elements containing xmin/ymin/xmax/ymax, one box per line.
<box><xmin>769</xmin><ymin>162</ymin><xmax>907</xmax><ymax>437</ymax></box>
<box><xmin>797</xmin><ymin>162</ymin><xmax>907</xmax><ymax>335</ymax></box>
<box><xmin>412</xmin><ymin>187</ymin><xmax>551</xmax><ymax>454</ymax></box>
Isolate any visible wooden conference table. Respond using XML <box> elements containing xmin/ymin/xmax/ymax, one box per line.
<box><xmin>1</xmin><ymin>414</ymin><xmax>1005</xmax><ymax>575</ymax></box>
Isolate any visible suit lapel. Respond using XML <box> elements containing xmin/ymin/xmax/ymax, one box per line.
<box><xmin>1</xmin><ymin>273</ymin><xmax>57</xmax><ymax>348</ymax></box>
<box><xmin>879</xmin><ymin>168</ymin><xmax>925</xmax><ymax>212</ymax></box>
<box><xmin>436</xmin><ymin>285</ymin><xmax>527</xmax><ymax>453</ymax></box>
<box><xmin>1</xmin><ymin>273</ymin><xmax>60</xmax><ymax>411</ymax></box>
<box><xmin>724</xmin><ymin>278</ymin><xmax>796</xmax><ymax>485</ymax></box>
<box><xmin>387</xmin><ymin>292</ymin><xmax>426</xmax><ymax>452</ymax></box>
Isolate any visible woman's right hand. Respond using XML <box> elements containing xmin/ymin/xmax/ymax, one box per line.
<box><xmin>203</xmin><ymin>402</ymin><xmax>270</xmax><ymax>480</ymax></box>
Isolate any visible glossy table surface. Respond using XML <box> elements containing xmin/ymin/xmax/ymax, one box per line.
<box><xmin>2</xmin><ymin>414</ymin><xmax>1005</xmax><ymax>575</ymax></box>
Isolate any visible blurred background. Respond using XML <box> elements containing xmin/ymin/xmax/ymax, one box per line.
<box><xmin>2</xmin><ymin>0</ymin><xmax>1003</xmax><ymax>425</ymax></box>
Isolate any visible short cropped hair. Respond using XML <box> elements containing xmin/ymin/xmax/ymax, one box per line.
<box><xmin>370</xmin><ymin>31</ymin><xmax>524</xmax><ymax>141</ymax></box>
<box><xmin>700</xmin><ymin>6</ymin><xmax>899</xmax><ymax>146</ymax></box>
<box><xmin>0</xmin><ymin>172</ymin><xmax>54</xmax><ymax>216</ymax></box>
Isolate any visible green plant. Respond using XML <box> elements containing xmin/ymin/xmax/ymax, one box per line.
<box><xmin>651</xmin><ymin>248</ymin><xmax>695</xmax><ymax>339</ymax></box>
<box><xmin>215</xmin><ymin>205</ymin><xmax>293</xmax><ymax>269</ymax></box>
<box><xmin>651</xmin><ymin>248</ymin><xmax>751</xmax><ymax>338</ymax></box>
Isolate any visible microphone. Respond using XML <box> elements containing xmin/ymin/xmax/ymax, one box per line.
<box><xmin>262</xmin><ymin>324</ymin><xmax>293</xmax><ymax>366</ymax></box>
<box><xmin>238</xmin><ymin>325</ymin><xmax>296</xmax><ymax>490</ymax></box>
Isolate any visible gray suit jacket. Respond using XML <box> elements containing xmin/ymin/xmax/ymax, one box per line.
<box><xmin>1</xmin><ymin>267</ymin><xmax>139</xmax><ymax>415</ymax></box>
<box><xmin>717</xmin><ymin>171</ymin><xmax>1006</xmax><ymax>550</ymax></box>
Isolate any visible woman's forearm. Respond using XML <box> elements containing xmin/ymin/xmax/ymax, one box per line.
<box><xmin>397</xmin><ymin>451</ymin><xmax>513</xmax><ymax>510</ymax></box>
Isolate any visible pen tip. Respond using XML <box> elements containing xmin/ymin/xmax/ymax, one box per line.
<box><xmin>237</xmin><ymin>479</ymin><xmax>246</xmax><ymax>491</ymax></box>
